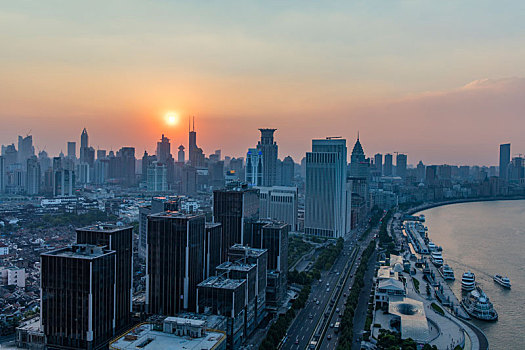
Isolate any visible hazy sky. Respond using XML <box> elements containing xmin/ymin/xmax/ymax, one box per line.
<box><xmin>1</xmin><ymin>1</ymin><xmax>525</xmax><ymax>165</ymax></box>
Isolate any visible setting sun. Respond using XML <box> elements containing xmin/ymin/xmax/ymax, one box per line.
<box><xmin>165</xmin><ymin>112</ymin><xmax>179</xmax><ymax>126</ymax></box>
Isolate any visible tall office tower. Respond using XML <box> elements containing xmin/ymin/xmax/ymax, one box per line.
<box><xmin>78</xmin><ymin>162</ymin><xmax>91</xmax><ymax>184</ymax></box>
<box><xmin>76</xmin><ymin>224</ymin><xmax>133</xmax><ymax>332</ymax></box>
<box><xmin>26</xmin><ymin>156</ymin><xmax>40</xmax><ymax>195</ymax></box>
<box><xmin>349</xmin><ymin>135</ymin><xmax>368</xmax><ymax>178</ymax></box>
<box><xmin>38</xmin><ymin>150</ymin><xmax>51</xmax><ymax>174</ymax></box>
<box><xmin>258</xmin><ymin>186</ymin><xmax>298</xmax><ymax>231</ymax></box>
<box><xmin>416</xmin><ymin>161</ymin><xmax>425</xmax><ymax>182</ymax></box>
<box><xmin>499</xmin><ymin>143</ymin><xmax>511</xmax><ymax>181</ymax></box>
<box><xmin>156</xmin><ymin>134</ymin><xmax>171</xmax><ymax>163</ymax></box>
<box><xmin>507</xmin><ymin>157</ymin><xmax>525</xmax><ymax>183</ymax></box>
<box><xmin>117</xmin><ymin>147</ymin><xmax>136</xmax><ymax>186</ymax></box>
<box><xmin>94</xmin><ymin>157</ymin><xmax>109</xmax><ymax>184</ymax></box>
<box><xmin>281</xmin><ymin>156</ymin><xmax>294</xmax><ymax>186</ymax></box>
<box><xmin>2</xmin><ymin>144</ymin><xmax>18</xmax><ymax>167</ymax></box>
<box><xmin>384</xmin><ymin>153</ymin><xmax>393</xmax><ymax>176</ymax></box>
<box><xmin>197</xmin><ymin>276</ymin><xmax>247</xmax><ymax>349</ymax></box>
<box><xmin>396</xmin><ymin>153</ymin><xmax>408</xmax><ymax>178</ymax></box>
<box><xmin>213</xmin><ymin>184</ymin><xmax>260</xmax><ymax>262</ymax></box>
<box><xmin>141</xmin><ymin>151</ymin><xmax>156</xmax><ymax>183</ymax></box>
<box><xmin>245</xmin><ymin>148</ymin><xmax>263</xmax><ymax>186</ymax></box>
<box><xmin>147</xmin><ymin>161</ymin><xmax>168</xmax><ymax>192</ymax></box>
<box><xmin>438</xmin><ymin>164</ymin><xmax>452</xmax><ymax>180</ymax></box>
<box><xmin>96</xmin><ymin>149</ymin><xmax>106</xmax><ymax>159</ymax></box>
<box><xmin>256</xmin><ymin>129</ymin><xmax>278</xmax><ymax>186</ymax></box>
<box><xmin>146</xmin><ymin>212</ymin><xmax>205</xmax><ymax>315</ymax></box>
<box><xmin>41</xmin><ymin>244</ymin><xmax>116</xmax><ymax>350</ymax></box>
<box><xmin>374</xmin><ymin>153</ymin><xmax>383</xmax><ymax>176</ymax></box>
<box><xmin>67</xmin><ymin>141</ymin><xmax>76</xmax><ymax>159</ymax></box>
<box><xmin>181</xmin><ymin>165</ymin><xmax>197</xmax><ymax>195</ymax></box>
<box><xmin>17</xmin><ymin>135</ymin><xmax>34</xmax><ymax>166</ymax></box>
<box><xmin>425</xmin><ymin>165</ymin><xmax>438</xmax><ymax>186</ymax></box>
<box><xmin>81</xmin><ymin>127</ymin><xmax>89</xmax><ymax>149</ymax></box>
<box><xmin>204</xmin><ymin>223</ymin><xmax>222</xmax><ymax>278</ymax></box>
<box><xmin>178</xmin><ymin>145</ymin><xmax>185</xmax><ymax>163</ymax></box>
<box><xmin>52</xmin><ymin>157</ymin><xmax>75</xmax><ymax>197</ymax></box>
<box><xmin>0</xmin><ymin>156</ymin><xmax>5</xmax><ymax>193</ymax></box>
<box><xmin>188</xmin><ymin>116</ymin><xmax>205</xmax><ymax>167</ymax></box>
<box><xmin>305</xmin><ymin>138</ymin><xmax>348</xmax><ymax>238</ymax></box>
<box><xmin>208</xmin><ymin>160</ymin><xmax>225</xmax><ymax>189</ymax></box>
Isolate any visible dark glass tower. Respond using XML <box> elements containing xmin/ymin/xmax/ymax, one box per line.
<box><xmin>41</xmin><ymin>244</ymin><xmax>116</xmax><ymax>350</ymax></box>
<box><xmin>146</xmin><ymin>212</ymin><xmax>205</xmax><ymax>315</ymax></box>
<box><xmin>213</xmin><ymin>185</ymin><xmax>260</xmax><ymax>262</ymax></box>
<box><xmin>257</xmin><ymin>128</ymin><xmax>278</xmax><ymax>186</ymax></box>
<box><xmin>76</xmin><ymin>224</ymin><xmax>133</xmax><ymax>332</ymax></box>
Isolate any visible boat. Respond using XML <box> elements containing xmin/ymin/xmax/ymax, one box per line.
<box><xmin>439</xmin><ymin>264</ymin><xmax>455</xmax><ymax>280</ymax></box>
<box><xmin>493</xmin><ymin>274</ymin><xmax>511</xmax><ymax>289</ymax></box>
<box><xmin>461</xmin><ymin>287</ymin><xmax>498</xmax><ymax>321</ymax></box>
<box><xmin>461</xmin><ymin>271</ymin><xmax>476</xmax><ymax>291</ymax></box>
<box><xmin>430</xmin><ymin>251</ymin><xmax>443</xmax><ymax>267</ymax></box>
<box><xmin>428</xmin><ymin>241</ymin><xmax>437</xmax><ymax>252</ymax></box>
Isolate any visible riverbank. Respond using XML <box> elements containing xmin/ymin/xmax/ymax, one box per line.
<box><xmin>404</xmin><ymin>195</ymin><xmax>525</xmax><ymax>216</ymax></box>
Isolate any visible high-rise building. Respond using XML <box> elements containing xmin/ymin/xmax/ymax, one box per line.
<box><xmin>416</xmin><ymin>161</ymin><xmax>425</xmax><ymax>182</ymax></box>
<box><xmin>79</xmin><ymin>128</ymin><xmax>95</xmax><ymax>166</ymax></box>
<box><xmin>374</xmin><ymin>153</ymin><xmax>383</xmax><ymax>176</ymax></box>
<box><xmin>146</xmin><ymin>212</ymin><xmax>205</xmax><ymax>315</ymax></box>
<box><xmin>305</xmin><ymin>138</ymin><xmax>348</xmax><ymax>238</ymax></box>
<box><xmin>245</xmin><ymin>148</ymin><xmax>263</xmax><ymax>187</ymax></box>
<box><xmin>204</xmin><ymin>222</ymin><xmax>222</xmax><ymax>278</ymax></box>
<box><xmin>384</xmin><ymin>153</ymin><xmax>393</xmax><ymax>176</ymax></box>
<box><xmin>17</xmin><ymin>135</ymin><xmax>34</xmax><ymax>166</ymax></box>
<box><xmin>96</xmin><ymin>149</ymin><xmax>106</xmax><ymax>159</ymax></box>
<box><xmin>0</xmin><ymin>156</ymin><xmax>5</xmax><ymax>193</ymax></box>
<box><xmin>258</xmin><ymin>186</ymin><xmax>298</xmax><ymax>231</ymax></box>
<box><xmin>67</xmin><ymin>141</ymin><xmax>76</xmax><ymax>159</ymax></box>
<box><xmin>425</xmin><ymin>165</ymin><xmax>438</xmax><ymax>186</ymax></box>
<box><xmin>156</xmin><ymin>134</ymin><xmax>171</xmax><ymax>163</ymax></box>
<box><xmin>213</xmin><ymin>184</ymin><xmax>260</xmax><ymax>261</ymax></box>
<box><xmin>76</xmin><ymin>224</ymin><xmax>133</xmax><ymax>332</ymax></box>
<box><xmin>117</xmin><ymin>147</ymin><xmax>136</xmax><ymax>186</ymax></box>
<box><xmin>499</xmin><ymin>143</ymin><xmax>511</xmax><ymax>181</ymax></box>
<box><xmin>349</xmin><ymin>136</ymin><xmax>368</xmax><ymax>178</ymax></box>
<box><xmin>26</xmin><ymin>156</ymin><xmax>40</xmax><ymax>195</ymax></box>
<box><xmin>396</xmin><ymin>153</ymin><xmax>407</xmax><ymax>178</ymax></box>
<box><xmin>256</xmin><ymin>129</ymin><xmax>278</xmax><ymax>187</ymax></box>
<box><xmin>81</xmin><ymin>128</ymin><xmax>89</xmax><ymax>149</ymax></box>
<box><xmin>178</xmin><ymin>145</ymin><xmax>185</xmax><ymax>163</ymax></box>
<box><xmin>53</xmin><ymin>157</ymin><xmax>75</xmax><ymax>197</ymax></box>
<box><xmin>281</xmin><ymin>156</ymin><xmax>294</xmax><ymax>186</ymax></box>
<box><xmin>147</xmin><ymin>161</ymin><xmax>168</xmax><ymax>192</ymax></box>
<box><xmin>41</xmin><ymin>244</ymin><xmax>116</xmax><ymax>350</ymax></box>
<box><xmin>188</xmin><ymin>117</ymin><xmax>205</xmax><ymax>167</ymax></box>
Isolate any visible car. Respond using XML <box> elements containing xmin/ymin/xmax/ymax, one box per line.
<box><xmin>316</xmin><ymin>300</ymin><xmax>320</xmax><ymax>305</ymax></box>
<box><xmin>343</xmin><ymin>293</ymin><xmax>347</xmax><ymax>297</ymax></box>
<box><xmin>313</xmin><ymin>298</ymin><xmax>317</xmax><ymax>302</ymax></box>
<box><xmin>330</xmin><ymin>323</ymin><xmax>334</xmax><ymax>328</ymax></box>
<box><xmin>327</xmin><ymin>334</ymin><xmax>332</xmax><ymax>340</ymax></box>
<box><xmin>309</xmin><ymin>314</ymin><xmax>313</xmax><ymax>319</ymax></box>
<box><xmin>336</xmin><ymin>308</ymin><xmax>340</xmax><ymax>313</ymax></box>
<box><xmin>326</xmin><ymin>288</ymin><xmax>330</xmax><ymax>292</ymax></box>
<box><xmin>295</xmin><ymin>338</ymin><xmax>299</xmax><ymax>344</ymax></box>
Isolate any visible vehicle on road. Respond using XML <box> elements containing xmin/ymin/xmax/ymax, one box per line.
<box><xmin>334</xmin><ymin>321</ymin><xmax>341</xmax><ymax>333</ymax></box>
<box><xmin>336</xmin><ymin>308</ymin><xmax>339</xmax><ymax>313</ymax></box>
<box><xmin>309</xmin><ymin>313</ymin><xmax>313</xmax><ymax>319</ymax></box>
<box><xmin>327</xmin><ymin>334</ymin><xmax>332</xmax><ymax>340</ymax></box>
<box><xmin>295</xmin><ymin>337</ymin><xmax>299</xmax><ymax>344</ymax></box>
<box><xmin>316</xmin><ymin>300</ymin><xmax>320</xmax><ymax>305</ymax></box>
<box><xmin>326</xmin><ymin>288</ymin><xmax>329</xmax><ymax>292</ymax></box>
<box><xmin>330</xmin><ymin>323</ymin><xmax>334</xmax><ymax>328</ymax></box>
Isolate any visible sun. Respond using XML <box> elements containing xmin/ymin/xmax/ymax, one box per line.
<box><xmin>165</xmin><ymin>112</ymin><xmax>179</xmax><ymax>126</ymax></box>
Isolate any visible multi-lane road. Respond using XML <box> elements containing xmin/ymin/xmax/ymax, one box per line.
<box><xmin>282</xmin><ymin>227</ymin><xmax>377</xmax><ymax>350</ymax></box>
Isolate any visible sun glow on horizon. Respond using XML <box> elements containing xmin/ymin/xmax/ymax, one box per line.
<box><xmin>165</xmin><ymin>112</ymin><xmax>179</xmax><ymax>126</ymax></box>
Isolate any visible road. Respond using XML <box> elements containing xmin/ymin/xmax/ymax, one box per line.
<box><xmin>282</xmin><ymin>226</ymin><xmax>377</xmax><ymax>350</ymax></box>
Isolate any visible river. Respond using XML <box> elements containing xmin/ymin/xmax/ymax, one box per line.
<box><xmin>418</xmin><ymin>200</ymin><xmax>525</xmax><ymax>349</ymax></box>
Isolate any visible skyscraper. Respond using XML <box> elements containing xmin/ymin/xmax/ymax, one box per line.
<box><xmin>81</xmin><ymin>128</ymin><xmax>89</xmax><ymax>149</ymax></box>
<box><xmin>245</xmin><ymin>148</ymin><xmax>263</xmax><ymax>186</ymax></box>
<box><xmin>76</xmin><ymin>224</ymin><xmax>133</xmax><ymax>332</ymax></box>
<box><xmin>116</xmin><ymin>147</ymin><xmax>136</xmax><ymax>186</ymax></box>
<box><xmin>305</xmin><ymin>138</ymin><xmax>347</xmax><ymax>238</ymax></box>
<box><xmin>499</xmin><ymin>143</ymin><xmax>511</xmax><ymax>181</ymax></box>
<box><xmin>374</xmin><ymin>153</ymin><xmax>383</xmax><ymax>176</ymax></box>
<box><xmin>213</xmin><ymin>184</ymin><xmax>260</xmax><ymax>261</ymax></box>
<box><xmin>41</xmin><ymin>244</ymin><xmax>116</xmax><ymax>350</ymax></box>
<box><xmin>147</xmin><ymin>161</ymin><xmax>168</xmax><ymax>191</ymax></box>
<box><xmin>146</xmin><ymin>212</ymin><xmax>205</xmax><ymax>315</ymax></box>
<box><xmin>67</xmin><ymin>141</ymin><xmax>76</xmax><ymax>159</ymax></box>
<box><xmin>257</xmin><ymin>129</ymin><xmax>278</xmax><ymax>186</ymax></box>
<box><xmin>178</xmin><ymin>145</ymin><xmax>185</xmax><ymax>163</ymax></box>
<box><xmin>384</xmin><ymin>153</ymin><xmax>393</xmax><ymax>176</ymax></box>
<box><xmin>349</xmin><ymin>136</ymin><xmax>369</xmax><ymax>178</ymax></box>
<box><xmin>17</xmin><ymin>135</ymin><xmax>34</xmax><ymax>166</ymax></box>
<box><xmin>188</xmin><ymin>116</ymin><xmax>205</xmax><ymax>167</ymax></box>
<box><xmin>281</xmin><ymin>156</ymin><xmax>294</xmax><ymax>186</ymax></box>
<box><xmin>156</xmin><ymin>134</ymin><xmax>171</xmax><ymax>163</ymax></box>
<box><xmin>26</xmin><ymin>156</ymin><xmax>40</xmax><ymax>195</ymax></box>
<box><xmin>0</xmin><ymin>156</ymin><xmax>5</xmax><ymax>193</ymax></box>
<box><xmin>396</xmin><ymin>153</ymin><xmax>407</xmax><ymax>178</ymax></box>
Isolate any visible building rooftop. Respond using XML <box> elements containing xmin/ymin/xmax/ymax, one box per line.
<box><xmin>109</xmin><ymin>323</ymin><xmax>225</xmax><ymax>350</ymax></box>
<box><xmin>197</xmin><ymin>276</ymin><xmax>245</xmax><ymax>290</ymax></box>
<box><xmin>42</xmin><ymin>244</ymin><xmax>115</xmax><ymax>259</ymax></box>
<box><xmin>229</xmin><ymin>244</ymin><xmax>267</xmax><ymax>258</ymax></box>
<box><xmin>389</xmin><ymin>298</ymin><xmax>430</xmax><ymax>342</ymax></box>
<box><xmin>205</xmin><ymin>222</ymin><xmax>222</xmax><ymax>229</ymax></box>
<box><xmin>77</xmin><ymin>223</ymin><xmax>133</xmax><ymax>232</ymax></box>
<box><xmin>149</xmin><ymin>211</ymin><xmax>204</xmax><ymax>220</ymax></box>
<box><xmin>216</xmin><ymin>261</ymin><xmax>256</xmax><ymax>272</ymax></box>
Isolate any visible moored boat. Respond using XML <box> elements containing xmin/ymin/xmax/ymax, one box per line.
<box><xmin>461</xmin><ymin>287</ymin><xmax>498</xmax><ymax>321</ymax></box>
<box><xmin>461</xmin><ymin>271</ymin><xmax>476</xmax><ymax>291</ymax></box>
<box><xmin>430</xmin><ymin>251</ymin><xmax>443</xmax><ymax>267</ymax></box>
<box><xmin>439</xmin><ymin>264</ymin><xmax>455</xmax><ymax>280</ymax></box>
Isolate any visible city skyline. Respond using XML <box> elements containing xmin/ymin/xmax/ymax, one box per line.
<box><xmin>2</xmin><ymin>2</ymin><xmax>525</xmax><ymax>165</ymax></box>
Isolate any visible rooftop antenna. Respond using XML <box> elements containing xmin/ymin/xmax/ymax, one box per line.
<box><xmin>188</xmin><ymin>115</ymin><xmax>191</xmax><ymax>133</ymax></box>
<box><xmin>357</xmin><ymin>130</ymin><xmax>359</xmax><ymax>141</ymax></box>
<box><xmin>193</xmin><ymin>116</ymin><xmax>195</xmax><ymax>132</ymax></box>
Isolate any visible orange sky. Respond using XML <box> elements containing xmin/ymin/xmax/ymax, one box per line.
<box><xmin>1</xmin><ymin>1</ymin><xmax>525</xmax><ymax>165</ymax></box>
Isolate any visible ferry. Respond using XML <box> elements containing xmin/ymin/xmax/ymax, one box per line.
<box><xmin>439</xmin><ymin>264</ymin><xmax>455</xmax><ymax>280</ymax></box>
<box><xmin>461</xmin><ymin>271</ymin><xmax>476</xmax><ymax>291</ymax></box>
<box><xmin>461</xmin><ymin>287</ymin><xmax>498</xmax><ymax>321</ymax></box>
<box><xmin>428</xmin><ymin>241</ymin><xmax>437</xmax><ymax>252</ymax></box>
<box><xmin>493</xmin><ymin>274</ymin><xmax>511</xmax><ymax>289</ymax></box>
<box><xmin>430</xmin><ymin>251</ymin><xmax>443</xmax><ymax>267</ymax></box>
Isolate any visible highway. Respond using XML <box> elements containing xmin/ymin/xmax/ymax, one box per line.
<box><xmin>282</xmin><ymin>229</ymin><xmax>375</xmax><ymax>350</ymax></box>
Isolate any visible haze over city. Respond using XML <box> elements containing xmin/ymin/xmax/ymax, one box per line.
<box><xmin>2</xmin><ymin>1</ymin><xmax>525</xmax><ymax>165</ymax></box>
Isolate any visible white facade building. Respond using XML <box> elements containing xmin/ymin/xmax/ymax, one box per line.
<box><xmin>257</xmin><ymin>186</ymin><xmax>298</xmax><ymax>231</ymax></box>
